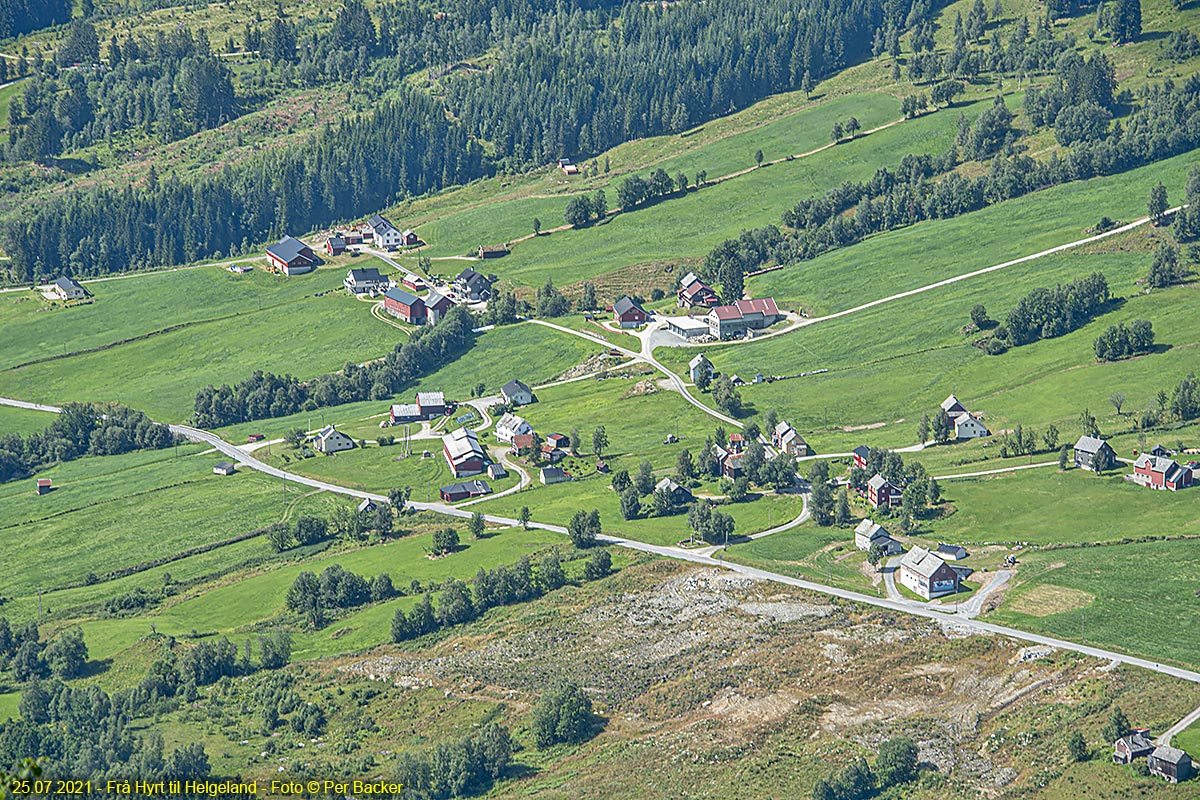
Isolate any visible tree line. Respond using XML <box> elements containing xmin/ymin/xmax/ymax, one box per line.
<box><xmin>6</xmin><ymin>24</ymin><xmax>236</xmax><ymax>160</ymax></box>
<box><xmin>988</xmin><ymin>271</ymin><xmax>1110</xmax><ymax>352</ymax></box>
<box><xmin>5</xmin><ymin>88</ymin><xmax>485</xmax><ymax>280</ymax></box>
<box><xmin>443</xmin><ymin>0</ymin><xmax>928</xmax><ymax>169</ymax></box>
<box><xmin>0</xmin><ymin>403</ymin><xmax>176</xmax><ymax>484</ymax></box>
<box><xmin>192</xmin><ymin>305</ymin><xmax>475</xmax><ymax>427</ymax></box>
<box><xmin>391</xmin><ymin>547</ymin><xmax>612</xmax><ymax>643</ymax></box>
<box><xmin>1</xmin><ymin>642</ymin><xmax>215</xmax><ymax>785</ymax></box>
<box><xmin>0</xmin><ymin>0</ymin><xmax>70</xmax><ymax>40</ymax></box>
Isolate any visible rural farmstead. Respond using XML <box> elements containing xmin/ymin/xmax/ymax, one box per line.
<box><xmin>2</xmin><ymin>0</ymin><xmax>1200</xmax><ymax>793</ymax></box>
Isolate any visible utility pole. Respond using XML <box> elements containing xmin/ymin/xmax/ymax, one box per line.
<box><xmin>37</xmin><ymin>588</ymin><xmax>42</xmax><ymax>622</ymax></box>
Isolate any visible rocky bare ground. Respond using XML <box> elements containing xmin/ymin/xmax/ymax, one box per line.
<box><xmin>338</xmin><ymin>561</ymin><xmax>1180</xmax><ymax>793</ymax></box>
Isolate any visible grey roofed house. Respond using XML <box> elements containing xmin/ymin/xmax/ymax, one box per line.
<box><xmin>1148</xmin><ymin>745</ymin><xmax>1194</xmax><ymax>783</ymax></box>
<box><xmin>936</xmin><ymin>543</ymin><xmax>968</xmax><ymax>560</ymax></box>
<box><xmin>898</xmin><ymin>545</ymin><xmax>960</xmax><ymax>599</ymax></box>
<box><xmin>852</xmin><ymin>445</ymin><xmax>870</xmax><ymax>460</ymax></box>
<box><xmin>940</xmin><ymin>393</ymin><xmax>968</xmax><ymax>417</ymax></box>
<box><xmin>654</xmin><ymin>477</ymin><xmax>693</xmax><ymax>504</ymax></box>
<box><xmin>487</xmin><ymin>463</ymin><xmax>508</xmax><ymax>479</ymax></box>
<box><xmin>455</xmin><ymin>267</ymin><xmax>494</xmax><ymax>299</ymax></box>
<box><xmin>1149</xmin><ymin>443</ymin><xmax>1170</xmax><ymax>457</ymax></box>
<box><xmin>502</xmin><ymin>379</ymin><xmax>534</xmax><ymax>405</ymax></box>
<box><xmin>1113</xmin><ymin>731</ymin><xmax>1157</xmax><ymax>763</ymax></box>
<box><xmin>1074</xmin><ymin>435</ymin><xmax>1116</xmax><ymax>471</ymax></box>
<box><xmin>267</xmin><ymin>235</ymin><xmax>313</xmax><ymax>264</ymax></box>
<box><xmin>867</xmin><ymin>474</ymin><xmax>889</xmax><ymax>491</ymax></box>
<box><xmin>679</xmin><ymin>271</ymin><xmax>700</xmax><ymax>288</ymax></box>
<box><xmin>854</xmin><ymin>519</ymin><xmax>903</xmax><ymax>555</ymax></box>
<box><xmin>357</xmin><ymin>498</ymin><xmax>377</xmax><ymax>513</ymax></box>
<box><xmin>213</xmin><ymin>461</ymin><xmax>237</xmax><ymax>476</ymax></box>
<box><xmin>613</xmin><ymin>296</ymin><xmax>644</xmax><ymax>317</ymax></box>
<box><xmin>540</xmin><ymin>465</ymin><xmax>568</xmax><ymax>484</ymax></box>
<box><xmin>54</xmin><ymin>276</ymin><xmax>88</xmax><ymax>300</ymax></box>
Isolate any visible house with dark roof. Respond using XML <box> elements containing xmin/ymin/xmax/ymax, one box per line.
<box><xmin>439</xmin><ymin>479</ymin><xmax>492</xmax><ymax>502</ymax></box>
<box><xmin>455</xmin><ymin>267</ymin><xmax>494</xmax><ymax>300</ymax></box>
<box><xmin>400</xmin><ymin>229</ymin><xmax>419</xmax><ymax>246</ymax></box>
<box><xmin>1113</xmin><ymin>731</ymin><xmax>1156</xmax><ymax>764</ymax></box>
<box><xmin>654</xmin><ymin>477</ymin><xmax>694</xmax><ymax>506</ymax></box>
<box><xmin>1132</xmin><ymin>454</ymin><xmax>1194</xmax><ymax>491</ymax></box>
<box><xmin>357</xmin><ymin>498</ymin><xmax>376</xmax><ymax>514</ymax></box>
<box><xmin>1074</xmin><ymin>436</ymin><xmax>1116</xmax><ymax>472</ymax></box>
<box><xmin>212</xmin><ymin>462</ymin><xmax>237</xmax><ymax>476</ymax></box>
<box><xmin>52</xmin><ymin>276</ymin><xmax>88</xmax><ymax>301</ymax></box>
<box><xmin>487</xmin><ymin>463</ymin><xmax>507</xmax><ymax>480</ymax></box>
<box><xmin>557</xmin><ymin>157</ymin><xmax>579</xmax><ymax>175</ymax></box>
<box><xmin>502</xmin><ymin>379</ymin><xmax>534</xmax><ymax>406</ymax></box>
<box><xmin>540</xmin><ymin>466</ymin><xmax>568</xmax><ymax>484</ymax></box>
<box><xmin>852</xmin><ymin>445</ymin><xmax>871</xmax><ymax>471</ymax></box>
<box><xmin>1148</xmin><ymin>745</ymin><xmax>1193</xmax><ymax>783</ymax></box>
<box><xmin>867</xmin><ymin>474</ymin><xmax>902</xmax><ymax>508</ymax></box>
<box><xmin>325</xmin><ymin>237</ymin><xmax>346</xmax><ymax>256</ymax></box>
<box><xmin>613</xmin><ymin>296</ymin><xmax>649</xmax><ymax>328</ymax></box>
<box><xmin>1148</xmin><ymin>443</ymin><xmax>1171</xmax><ymax>457</ymax></box>
<box><xmin>899</xmin><ymin>546</ymin><xmax>960</xmax><ymax>599</ymax></box>
<box><xmin>936</xmin><ymin>543</ymin><xmax>968</xmax><ymax>560</ymax></box>
<box><xmin>941</xmin><ymin>394</ymin><xmax>968</xmax><ymax>418</ymax></box>
<box><xmin>368</xmin><ymin>214</ymin><xmax>404</xmax><ymax>250</ymax></box>
<box><xmin>443</xmin><ymin>427</ymin><xmax>487</xmax><ymax>477</ymax></box>
<box><xmin>383</xmin><ymin>288</ymin><xmax>426</xmax><ymax>324</ymax></box>
<box><xmin>706</xmin><ymin>297</ymin><xmax>784</xmax><ymax>339</ymax></box>
<box><xmin>344</xmin><ymin>267</ymin><xmax>390</xmax><ymax>295</ymax></box>
<box><xmin>266</xmin><ymin>236</ymin><xmax>316</xmax><ymax>275</ymax></box>
<box><xmin>854</xmin><ymin>519</ymin><xmax>902</xmax><ymax>555</ymax></box>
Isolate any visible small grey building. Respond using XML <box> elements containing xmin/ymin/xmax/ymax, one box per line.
<box><xmin>1148</xmin><ymin>745</ymin><xmax>1193</xmax><ymax>783</ymax></box>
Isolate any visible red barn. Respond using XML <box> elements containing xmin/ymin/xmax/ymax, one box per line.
<box><xmin>266</xmin><ymin>236</ymin><xmax>316</xmax><ymax>275</ymax></box>
<box><xmin>867</xmin><ymin>474</ymin><xmax>902</xmax><ymax>508</ymax></box>
<box><xmin>852</xmin><ymin>445</ymin><xmax>870</xmax><ymax>471</ymax></box>
<box><xmin>383</xmin><ymin>288</ymin><xmax>426</xmax><ymax>324</ymax></box>
<box><xmin>1132</xmin><ymin>454</ymin><xmax>1193</xmax><ymax>491</ymax></box>
<box><xmin>613</xmin><ymin>296</ymin><xmax>649</xmax><ymax>328</ymax></box>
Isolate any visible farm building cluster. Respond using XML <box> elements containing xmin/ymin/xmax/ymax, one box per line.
<box><xmin>1113</xmin><ymin>731</ymin><xmax>1193</xmax><ymax>784</ymax></box>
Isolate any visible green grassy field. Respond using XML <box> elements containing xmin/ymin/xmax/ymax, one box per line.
<box><xmin>989</xmin><ymin>539</ymin><xmax>1200</xmax><ymax>668</ymax></box>
<box><xmin>922</xmin><ymin>467</ymin><xmax>1200</xmax><ymax>546</ymax></box>
<box><xmin>77</xmin><ymin>525</ymin><xmax>568</xmax><ymax>662</ymax></box>
<box><xmin>399</xmin><ymin>95</ymin><xmax>994</xmax><ymax>290</ymax></box>
<box><xmin>0</xmin><ymin>402</ymin><xmax>56</xmax><ymax>434</ymax></box>
<box><xmin>0</xmin><ymin>264</ymin><xmax>402</xmax><ymax>420</ymax></box>
<box><xmin>653</xmin><ymin>155</ymin><xmax>1200</xmax><ymax>454</ymax></box>
<box><xmin>0</xmin><ymin>447</ymin><xmax>305</xmax><ymax>601</ymax></box>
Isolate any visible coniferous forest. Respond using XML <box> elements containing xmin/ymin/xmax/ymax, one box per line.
<box><xmin>0</xmin><ymin>0</ymin><xmax>932</xmax><ymax>279</ymax></box>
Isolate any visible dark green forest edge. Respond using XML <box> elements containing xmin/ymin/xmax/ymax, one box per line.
<box><xmin>1</xmin><ymin>0</ymin><xmax>919</xmax><ymax>278</ymax></box>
